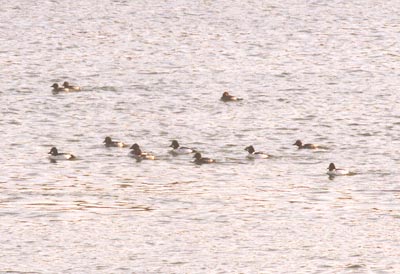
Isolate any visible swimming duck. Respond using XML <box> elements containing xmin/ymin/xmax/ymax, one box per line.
<box><xmin>48</xmin><ymin>147</ymin><xmax>76</xmax><ymax>160</ymax></box>
<box><xmin>193</xmin><ymin>152</ymin><xmax>215</xmax><ymax>164</ymax></box>
<box><xmin>220</xmin><ymin>91</ymin><xmax>243</xmax><ymax>102</ymax></box>
<box><xmin>129</xmin><ymin>143</ymin><xmax>155</xmax><ymax>160</ymax></box>
<box><xmin>293</xmin><ymin>140</ymin><xmax>325</xmax><ymax>149</ymax></box>
<box><xmin>51</xmin><ymin>83</ymin><xmax>69</xmax><ymax>92</ymax></box>
<box><xmin>103</xmin><ymin>136</ymin><xmax>128</xmax><ymax>148</ymax></box>
<box><xmin>327</xmin><ymin>163</ymin><xmax>351</xmax><ymax>176</ymax></box>
<box><xmin>169</xmin><ymin>140</ymin><xmax>196</xmax><ymax>155</ymax></box>
<box><xmin>244</xmin><ymin>145</ymin><xmax>269</xmax><ymax>159</ymax></box>
<box><xmin>63</xmin><ymin>81</ymin><xmax>81</xmax><ymax>91</ymax></box>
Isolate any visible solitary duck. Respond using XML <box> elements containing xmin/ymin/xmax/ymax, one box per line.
<box><xmin>51</xmin><ymin>83</ymin><xmax>69</xmax><ymax>92</ymax></box>
<box><xmin>220</xmin><ymin>91</ymin><xmax>243</xmax><ymax>102</ymax></box>
<box><xmin>244</xmin><ymin>145</ymin><xmax>269</xmax><ymax>159</ymax></box>
<box><xmin>103</xmin><ymin>136</ymin><xmax>128</xmax><ymax>148</ymax></box>
<box><xmin>169</xmin><ymin>140</ymin><xmax>196</xmax><ymax>155</ymax></box>
<box><xmin>293</xmin><ymin>140</ymin><xmax>325</xmax><ymax>149</ymax></box>
<box><xmin>63</xmin><ymin>81</ymin><xmax>81</xmax><ymax>91</ymax></box>
<box><xmin>327</xmin><ymin>163</ymin><xmax>351</xmax><ymax>176</ymax></box>
<box><xmin>129</xmin><ymin>143</ymin><xmax>155</xmax><ymax>160</ymax></box>
<box><xmin>193</xmin><ymin>152</ymin><xmax>215</xmax><ymax>164</ymax></box>
<box><xmin>48</xmin><ymin>147</ymin><xmax>76</xmax><ymax>160</ymax></box>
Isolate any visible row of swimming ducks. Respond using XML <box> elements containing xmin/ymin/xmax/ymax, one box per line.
<box><xmin>51</xmin><ymin>82</ymin><xmax>242</xmax><ymax>103</ymax></box>
<box><xmin>48</xmin><ymin>84</ymin><xmax>351</xmax><ymax>176</ymax></box>
<box><xmin>48</xmin><ymin>137</ymin><xmax>353</xmax><ymax>177</ymax></box>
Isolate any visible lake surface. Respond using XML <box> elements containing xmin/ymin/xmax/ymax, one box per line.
<box><xmin>1</xmin><ymin>0</ymin><xmax>400</xmax><ymax>272</ymax></box>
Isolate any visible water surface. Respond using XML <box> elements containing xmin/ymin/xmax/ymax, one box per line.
<box><xmin>1</xmin><ymin>0</ymin><xmax>400</xmax><ymax>273</ymax></box>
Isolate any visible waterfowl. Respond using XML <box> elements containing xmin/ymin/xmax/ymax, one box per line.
<box><xmin>103</xmin><ymin>136</ymin><xmax>128</xmax><ymax>148</ymax></box>
<box><xmin>244</xmin><ymin>145</ymin><xmax>269</xmax><ymax>159</ymax></box>
<box><xmin>293</xmin><ymin>140</ymin><xmax>325</xmax><ymax>149</ymax></box>
<box><xmin>63</xmin><ymin>81</ymin><xmax>81</xmax><ymax>91</ymax></box>
<box><xmin>48</xmin><ymin>147</ymin><xmax>76</xmax><ymax>160</ymax></box>
<box><xmin>193</xmin><ymin>152</ymin><xmax>215</xmax><ymax>164</ymax></box>
<box><xmin>327</xmin><ymin>163</ymin><xmax>351</xmax><ymax>176</ymax></box>
<box><xmin>169</xmin><ymin>140</ymin><xmax>196</xmax><ymax>155</ymax></box>
<box><xmin>220</xmin><ymin>91</ymin><xmax>243</xmax><ymax>102</ymax></box>
<box><xmin>51</xmin><ymin>83</ymin><xmax>69</xmax><ymax>92</ymax></box>
<box><xmin>129</xmin><ymin>143</ymin><xmax>155</xmax><ymax>160</ymax></box>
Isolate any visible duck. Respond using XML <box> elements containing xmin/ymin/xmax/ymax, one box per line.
<box><xmin>293</xmin><ymin>139</ymin><xmax>326</xmax><ymax>149</ymax></box>
<box><xmin>103</xmin><ymin>136</ymin><xmax>128</xmax><ymax>148</ymax></box>
<box><xmin>51</xmin><ymin>83</ymin><xmax>69</xmax><ymax>92</ymax></box>
<box><xmin>244</xmin><ymin>145</ymin><xmax>269</xmax><ymax>159</ymax></box>
<box><xmin>169</xmin><ymin>140</ymin><xmax>196</xmax><ymax>155</ymax></box>
<box><xmin>193</xmin><ymin>152</ymin><xmax>215</xmax><ymax>164</ymax></box>
<box><xmin>220</xmin><ymin>91</ymin><xmax>243</xmax><ymax>102</ymax></box>
<box><xmin>327</xmin><ymin>163</ymin><xmax>351</xmax><ymax>176</ymax></box>
<box><xmin>63</xmin><ymin>81</ymin><xmax>81</xmax><ymax>91</ymax></box>
<box><xmin>48</xmin><ymin>147</ymin><xmax>76</xmax><ymax>160</ymax></box>
<box><xmin>129</xmin><ymin>143</ymin><xmax>155</xmax><ymax>160</ymax></box>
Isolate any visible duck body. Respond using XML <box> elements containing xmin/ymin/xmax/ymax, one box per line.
<box><xmin>63</xmin><ymin>81</ymin><xmax>81</xmax><ymax>91</ymax></box>
<box><xmin>293</xmin><ymin>140</ymin><xmax>325</xmax><ymax>149</ymax></box>
<box><xmin>48</xmin><ymin>147</ymin><xmax>76</xmax><ymax>160</ymax></box>
<box><xmin>193</xmin><ymin>152</ymin><xmax>215</xmax><ymax>164</ymax></box>
<box><xmin>327</xmin><ymin>163</ymin><xmax>351</xmax><ymax>176</ymax></box>
<box><xmin>51</xmin><ymin>83</ymin><xmax>69</xmax><ymax>92</ymax></box>
<box><xmin>169</xmin><ymin>140</ymin><xmax>196</xmax><ymax>155</ymax></box>
<box><xmin>103</xmin><ymin>136</ymin><xmax>128</xmax><ymax>148</ymax></box>
<box><xmin>245</xmin><ymin>145</ymin><xmax>269</xmax><ymax>159</ymax></box>
<box><xmin>220</xmin><ymin>91</ymin><xmax>243</xmax><ymax>102</ymax></box>
<box><xmin>129</xmin><ymin>143</ymin><xmax>155</xmax><ymax>160</ymax></box>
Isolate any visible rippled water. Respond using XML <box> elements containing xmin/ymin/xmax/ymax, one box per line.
<box><xmin>1</xmin><ymin>0</ymin><xmax>400</xmax><ymax>272</ymax></box>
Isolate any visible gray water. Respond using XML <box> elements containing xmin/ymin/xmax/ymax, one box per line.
<box><xmin>1</xmin><ymin>0</ymin><xmax>400</xmax><ymax>273</ymax></box>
